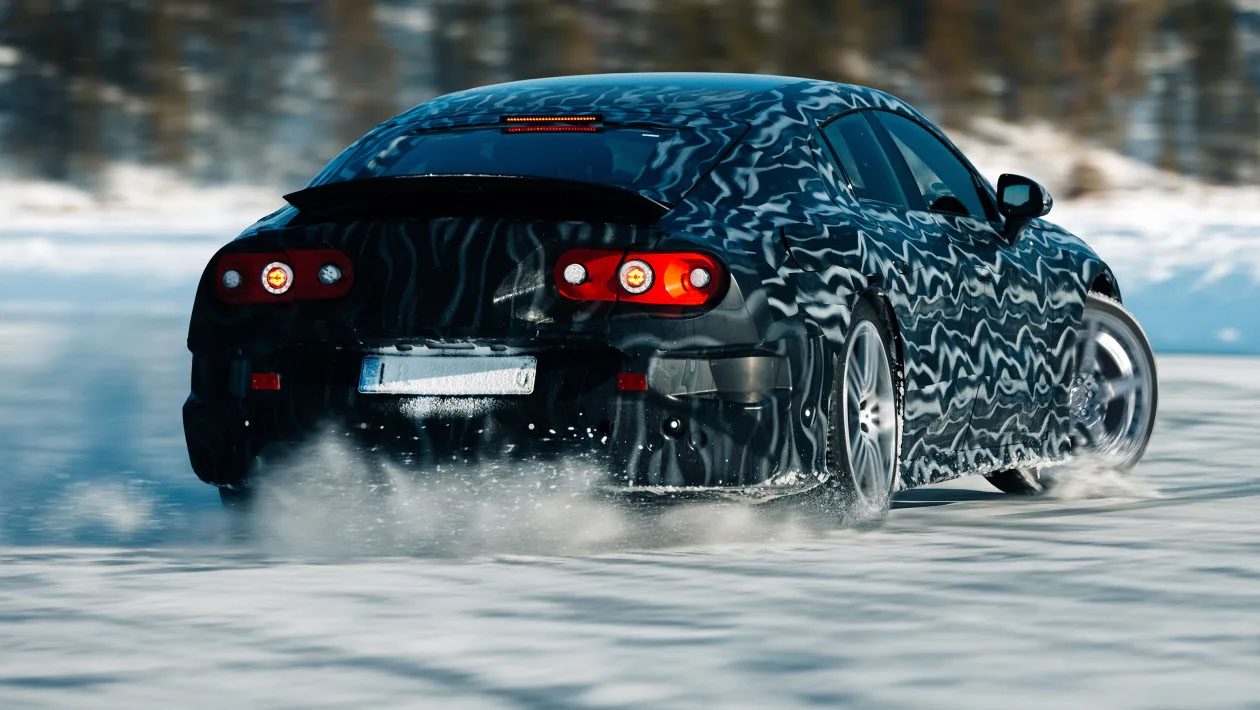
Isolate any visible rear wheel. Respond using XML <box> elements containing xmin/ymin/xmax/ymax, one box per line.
<box><xmin>826</xmin><ymin>301</ymin><xmax>901</xmax><ymax>517</ymax></box>
<box><xmin>986</xmin><ymin>293</ymin><xmax>1158</xmax><ymax>495</ymax></box>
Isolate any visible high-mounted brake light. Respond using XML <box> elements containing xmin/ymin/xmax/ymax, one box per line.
<box><xmin>214</xmin><ymin>249</ymin><xmax>354</xmax><ymax>304</ymax></box>
<box><xmin>502</xmin><ymin>115</ymin><xmax>600</xmax><ymax>124</ymax></box>
<box><xmin>554</xmin><ymin>249</ymin><xmax>725</xmax><ymax>307</ymax></box>
<box><xmin>501</xmin><ymin>115</ymin><xmax>602</xmax><ymax>134</ymax></box>
<box><xmin>504</xmin><ymin>125</ymin><xmax>599</xmax><ymax>134</ymax></box>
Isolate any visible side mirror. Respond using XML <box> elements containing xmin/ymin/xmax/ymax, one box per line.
<box><xmin>997</xmin><ymin>173</ymin><xmax>1053</xmax><ymax>243</ymax></box>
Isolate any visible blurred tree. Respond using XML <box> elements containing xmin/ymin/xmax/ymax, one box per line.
<box><xmin>1177</xmin><ymin>0</ymin><xmax>1249</xmax><ymax>182</ymax></box>
<box><xmin>432</xmin><ymin>0</ymin><xmax>494</xmax><ymax>94</ymax></box>
<box><xmin>0</xmin><ymin>0</ymin><xmax>1256</xmax><ymax>189</ymax></box>
<box><xmin>924</xmin><ymin>0</ymin><xmax>982</xmax><ymax>126</ymax></box>
<box><xmin>507</xmin><ymin>0</ymin><xmax>596</xmax><ymax>78</ymax></box>
<box><xmin>774</xmin><ymin>0</ymin><xmax>840</xmax><ymax>80</ymax></box>
<box><xmin>148</xmin><ymin>2</ymin><xmax>189</xmax><ymax>168</ymax></box>
<box><xmin>327</xmin><ymin>0</ymin><xmax>400</xmax><ymax>146</ymax></box>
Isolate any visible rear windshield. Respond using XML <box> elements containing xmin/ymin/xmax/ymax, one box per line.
<box><xmin>312</xmin><ymin>124</ymin><xmax>737</xmax><ymax>205</ymax></box>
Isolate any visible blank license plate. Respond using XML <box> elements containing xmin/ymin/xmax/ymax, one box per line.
<box><xmin>358</xmin><ymin>355</ymin><xmax>537</xmax><ymax>396</ymax></box>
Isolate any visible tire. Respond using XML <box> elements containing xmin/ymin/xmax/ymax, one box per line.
<box><xmin>825</xmin><ymin>299</ymin><xmax>902</xmax><ymax>519</ymax></box>
<box><xmin>986</xmin><ymin>293</ymin><xmax>1158</xmax><ymax>495</ymax></box>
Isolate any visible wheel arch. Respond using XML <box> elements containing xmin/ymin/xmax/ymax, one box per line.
<box><xmin>1084</xmin><ymin>261</ymin><xmax>1122</xmax><ymax>303</ymax></box>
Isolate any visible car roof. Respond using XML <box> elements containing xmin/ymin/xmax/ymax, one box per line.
<box><xmin>393</xmin><ymin>72</ymin><xmax>917</xmax><ymax>127</ymax></box>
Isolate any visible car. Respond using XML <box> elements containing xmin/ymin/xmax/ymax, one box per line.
<box><xmin>183</xmin><ymin>73</ymin><xmax>1158</xmax><ymax>515</ymax></box>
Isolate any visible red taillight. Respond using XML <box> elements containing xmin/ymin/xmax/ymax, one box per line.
<box><xmin>215</xmin><ymin>249</ymin><xmax>353</xmax><ymax>304</ymax></box>
<box><xmin>261</xmin><ymin>262</ymin><xmax>293</xmax><ymax>295</ymax></box>
<box><xmin>554</xmin><ymin>249</ymin><xmax>724</xmax><ymax>307</ymax></box>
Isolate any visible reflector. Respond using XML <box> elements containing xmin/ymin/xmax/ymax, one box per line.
<box><xmin>250</xmin><ymin>372</ymin><xmax>281</xmax><ymax>391</ymax></box>
<box><xmin>617</xmin><ymin>373</ymin><xmax>648</xmax><ymax>392</ymax></box>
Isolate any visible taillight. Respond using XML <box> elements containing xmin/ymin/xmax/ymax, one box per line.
<box><xmin>554</xmin><ymin>249</ymin><xmax>725</xmax><ymax>307</ymax></box>
<box><xmin>215</xmin><ymin>248</ymin><xmax>353</xmax><ymax>304</ymax></box>
<box><xmin>261</xmin><ymin>262</ymin><xmax>294</xmax><ymax>295</ymax></box>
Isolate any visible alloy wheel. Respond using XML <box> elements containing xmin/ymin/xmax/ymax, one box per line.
<box><xmin>841</xmin><ymin>320</ymin><xmax>898</xmax><ymax>505</ymax></box>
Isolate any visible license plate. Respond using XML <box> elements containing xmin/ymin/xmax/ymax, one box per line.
<box><xmin>358</xmin><ymin>355</ymin><xmax>537</xmax><ymax>396</ymax></box>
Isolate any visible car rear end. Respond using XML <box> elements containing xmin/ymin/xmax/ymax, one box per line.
<box><xmin>184</xmin><ymin>111</ymin><xmax>818</xmax><ymax>496</ymax></box>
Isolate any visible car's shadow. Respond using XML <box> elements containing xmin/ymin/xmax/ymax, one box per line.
<box><xmin>891</xmin><ymin>485</ymin><xmax>1006</xmax><ymax>509</ymax></box>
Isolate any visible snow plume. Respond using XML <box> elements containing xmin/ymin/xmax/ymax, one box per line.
<box><xmin>1042</xmin><ymin>456</ymin><xmax>1163</xmax><ymax>501</ymax></box>
<box><xmin>234</xmin><ymin>432</ymin><xmax>824</xmax><ymax>558</ymax></box>
<box><xmin>42</xmin><ymin>481</ymin><xmax>158</xmax><ymax>540</ymax></box>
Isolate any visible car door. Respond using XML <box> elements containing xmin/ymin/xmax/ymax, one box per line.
<box><xmin>813</xmin><ymin>112</ymin><xmax>977</xmax><ymax>459</ymax></box>
<box><xmin>870</xmin><ymin>110</ymin><xmax>1049</xmax><ymax>453</ymax></box>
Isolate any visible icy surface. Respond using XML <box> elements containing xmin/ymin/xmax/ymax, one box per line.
<box><xmin>1</xmin><ymin>287</ymin><xmax>1259</xmax><ymax>705</ymax></box>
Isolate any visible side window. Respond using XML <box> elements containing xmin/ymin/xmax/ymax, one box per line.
<box><xmin>875</xmin><ymin>112</ymin><xmax>989</xmax><ymax>220</ymax></box>
<box><xmin>820</xmin><ymin>113</ymin><xmax>907</xmax><ymax>208</ymax></box>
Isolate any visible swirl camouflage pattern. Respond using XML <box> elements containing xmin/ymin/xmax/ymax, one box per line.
<box><xmin>183</xmin><ymin>73</ymin><xmax>1146</xmax><ymax>512</ymax></box>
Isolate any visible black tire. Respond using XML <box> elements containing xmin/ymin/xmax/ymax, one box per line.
<box><xmin>986</xmin><ymin>293</ymin><xmax>1157</xmax><ymax>495</ymax></box>
<box><xmin>824</xmin><ymin>298</ymin><xmax>903</xmax><ymax>519</ymax></box>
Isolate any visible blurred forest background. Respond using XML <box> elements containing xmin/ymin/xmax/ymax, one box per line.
<box><xmin>1</xmin><ymin>0</ymin><xmax>1258</xmax><ymax>192</ymax></box>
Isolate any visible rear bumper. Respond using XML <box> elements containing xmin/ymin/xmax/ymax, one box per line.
<box><xmin>183</xmin><ymin>343</ymin><xmax>819</xmax><ymax>490</ymax></box>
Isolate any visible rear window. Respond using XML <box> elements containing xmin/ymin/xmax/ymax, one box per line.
<box><xmin>313</xmin><ymin>124</ymin><xmax>739</xmax><ymax>206</ymax></box>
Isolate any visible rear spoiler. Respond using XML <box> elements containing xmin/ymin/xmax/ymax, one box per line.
<box><xmin>284</xmin><ymin>175</ymin><xmax>670</xmax><ymax>226</ymax></box>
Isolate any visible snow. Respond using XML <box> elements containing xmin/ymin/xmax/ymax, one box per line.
<box><xmin>1</xmin><ymin>357</ymin><xmax>1259</xmax><ymax>706</ymax></box>
<box><xmin>0</xmin><ymin>163</ymin><xmax>279</xmax><ymax>229</ymax></box>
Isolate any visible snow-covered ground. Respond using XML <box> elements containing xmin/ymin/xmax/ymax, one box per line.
<box><xmin>1</xmin><ymin>351</ymin><xmax>1259</xmax><ymax>707</ymax></box>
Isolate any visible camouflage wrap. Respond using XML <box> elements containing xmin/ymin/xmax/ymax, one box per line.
<box><xmin>184</xmin><ymin>73</ymin><xmax>1119</xmax><ymax>494</ymax></box>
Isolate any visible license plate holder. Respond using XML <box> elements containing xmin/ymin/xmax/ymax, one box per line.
<box><xmin>358</xmin><ymin>354</ymin><xmax>537</xmax><ymax>396</ymax></box>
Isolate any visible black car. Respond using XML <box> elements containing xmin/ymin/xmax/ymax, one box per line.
<box><xmin>183</xmin><ymin>73</ymin><xmax>1157</xmax><ymax>515</ymax></box>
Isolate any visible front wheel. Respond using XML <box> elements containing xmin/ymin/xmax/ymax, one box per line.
<box><xmin>987</xmin><ymin>293</ymin><xmax>1158</xmax><ymax>494</ymax></box>
<box><xmin>825</xmin><ymin>300</ymin><xmax>902</xmax><ymax>517</ymax></box>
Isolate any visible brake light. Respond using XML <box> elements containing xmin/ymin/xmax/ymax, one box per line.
<box><xmin>503</xmin><ymin>125</ymin><xmax>599</xmax><ymax>134</ymax></box>
<box><xmin>215</xmin><ymin>248</ymin><xmax>353</xmax><ymax>304</ymax></box>
<box><xmin>618</xmin><ymin>260</ymin><xmax>653</xmax><ymax>294</ymax></box>
<box><xmin>554</xmin><ymin>249</ymin><xmax>724</xmax><ymax>307</ymax></box>
<box><xmin>501</xmin><ymin>115</ymin><xmax>602</xmax><ymax>134</ymax></box>
<box><xmin>502</xmin><ymin>115</ymin><xmax>600</xmax><ymax>124</ymax></box>
<box><xmin>261</xmin><ymin>262</ymin><xmax>293</xmax><ymax>295</ymax></box>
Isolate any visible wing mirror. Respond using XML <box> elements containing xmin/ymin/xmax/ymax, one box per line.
<box><xmin>997</xmin><ymin>174</ymin><xmax>1053</xmax><ymax>243</ymax></box>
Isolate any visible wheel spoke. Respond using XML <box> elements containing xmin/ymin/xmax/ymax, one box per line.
<box><xmin>1078</xmin><ymin>319</ymin><xmax>1101</xmax><ymax>374</ymax></box>
<box><xmin>862</xmin><ymin>334</ymin><xmax>881</xmax><ymax>394</ymax></box>
<box><xmin>846</xmin><ymin>364</ymin><xmax>863</xmax><ymax>402</ymax></box>
<box><xmin>848</xmin><ymin>418</ymin><xmax>864</xmax><ymax>452</ymax></box>
<box><xmin>1101</xmin><ymin>374</ymin><xmax>1140</xmax><ymax>402</ymax></box>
